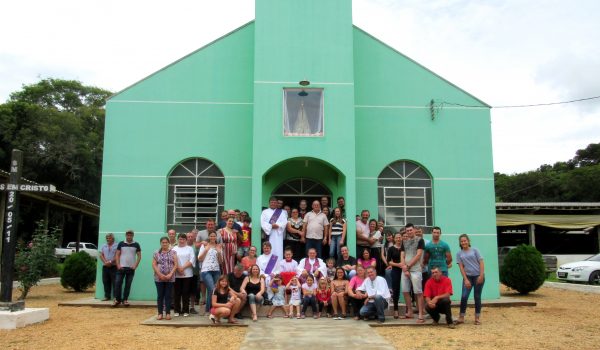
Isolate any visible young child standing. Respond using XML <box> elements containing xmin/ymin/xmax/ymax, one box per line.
<box><xmin>287</xmin><ymin>276</ymin><xmax>302</xmax><ymax>318</ymax></box>
<box><xmin>316</xmin><ymin>278</ymin><xmax>332</xmax><ymax>318</ymax></box>
<box><xmin>237</xmin><ymin>217</ymin><xmax>252</xmax><ymax>261</ymax></box>
<box><xmin>267</xmin><ymin>275</ymin><xmax>286</xmax><ymax>318</ymax></box>
<box><xmin>301</xmin><ymin>275</ymin><xmax>318</xmax><ymax>319</ymax></box>
<box><xmin>326</xmin><ymin>258</ymin><xmax>336</xmax><ymax>283</ymax></box>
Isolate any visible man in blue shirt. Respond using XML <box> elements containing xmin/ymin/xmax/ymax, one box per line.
<box><xmin>99</xmin><ymin>233</ymin><xmax>118</xmax><ymax>301</ymax></box>
<box><xmin>423</xmin><ymin>226</ymin><xmax>452</xmax><ymax>277</ymax></box>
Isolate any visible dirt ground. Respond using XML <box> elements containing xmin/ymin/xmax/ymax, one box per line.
<box><xmin>377</xmin><ymin>285</ymin><xmax>600</xmax><ymax>350</ymax></box>
<box><xmin>1</xmin><ymin>285</ymin><xmax>245</xmax><ymax>350</ymax></box>
<box><xmin>2</xmin><ymin>284</ymin><xmax>599</xmax><ymax>349</ymax></box>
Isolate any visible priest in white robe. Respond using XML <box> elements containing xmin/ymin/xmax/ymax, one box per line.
<box><xmin>297</xmin><ymin>248</ymin><xmax>327</xmax><ymax>280</ymax></box>
<box><xmin>260</xmin><ymin>196</ymin><xmax>288</xmax><ymax>260</ymax></box>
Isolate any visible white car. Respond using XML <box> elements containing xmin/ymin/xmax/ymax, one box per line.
<box><xmin>556</xmin><ymin>254</ymin><xmax>600</xmax><ymax>285</ymax></box>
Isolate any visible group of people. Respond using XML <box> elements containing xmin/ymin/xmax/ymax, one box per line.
<box><xmin>99</xmin><ymin>196</ymin><xmax>486</xmax><ymax>326</ymax></box>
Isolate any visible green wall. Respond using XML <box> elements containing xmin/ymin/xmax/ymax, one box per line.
<box><xmin>96</xmin><ymin>23</ymin><xmax>256</xmax><ymax>300</ymax></box>
<box><xmin>251</xmin><ymin>0</ymin><xmax>358</xmax><ymax>251</ymax></box>
<box><xmin>96</xmin><ymin>1</ymin><xmax>499</xmax><ymax>300</ymax></box>
<box><xmin>353</xmin><ymin>27</ymin><xmax>498</xmax><ymax>299</ymax></box>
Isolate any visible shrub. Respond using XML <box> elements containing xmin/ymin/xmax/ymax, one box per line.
<box><xmin>14</xmin><ymin>222</ymin><xmax>59</xmax><ymax>299</ymax></box>
<box><xmin>61</xmin><ymin>251</ymin><xmax>96</xmax><ymax>292</ymax></box>
<box><xmin>500</xmin><ymin>244</ymin><xmax>546</xmax><ymax>294</ymax></box>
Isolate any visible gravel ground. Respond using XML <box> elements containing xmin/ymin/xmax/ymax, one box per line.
<box><xmin>1</xmin><ymin>285</ymin><xmax>246</xmax><ymax>350</ymax></box>
<box><xmin>377</xmin><ymin>284</ymin><xmax>600</xmax><ymax>350</ymax></box>
<box><xmin>2</xmin><ymin>283</ymin><xmax>598</xmax><ymax>349</ymax></box>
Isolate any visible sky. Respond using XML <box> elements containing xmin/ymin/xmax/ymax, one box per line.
<box><xmin>1</xmin><ymin>0</ymin><xmax>599</xmax><ymax>174</ymax></box>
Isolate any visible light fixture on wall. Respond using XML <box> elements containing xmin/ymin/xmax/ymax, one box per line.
<box><xmin>299</xmin><ymin>79</ymin><xmax>310</xmax><ymax>96</ymax></box>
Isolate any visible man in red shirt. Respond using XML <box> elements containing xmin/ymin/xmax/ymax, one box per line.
<box><xmin>423</xmin><ymin>266</ymin><xmax>455</xmax><ymax>328</ymax></box>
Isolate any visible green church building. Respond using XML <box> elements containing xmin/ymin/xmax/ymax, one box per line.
<box><xmin>96</xmin><ymin>0</ymin><xmax>499</xmax><ymax>300</ymax></box>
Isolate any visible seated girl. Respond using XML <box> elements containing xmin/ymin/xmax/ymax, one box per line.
<box><xmin>331</xmin><ymin>267</ymin><xmax>349</xmax><ymax>319</ymax></box>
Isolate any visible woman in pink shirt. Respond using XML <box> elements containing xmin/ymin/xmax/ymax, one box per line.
<box><xmin>347</xmin><ymin>265</ymin><xmax>368</xmax><ymax>320</ymax></box>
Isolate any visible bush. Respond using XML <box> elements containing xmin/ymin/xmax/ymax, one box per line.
<box><xmin>15</xmin><ymin>222</ymin><xmax>59</xmax><ymax>299</ymax></box>
<box><xmin>61</xmin><ymin>251</ymin><xmax>96</xmax><ymax>292</ymax></box>
<box><xmin>500</xmin><ymin>244</ymin><xmax>546</xmax><ymax>294</ymax></box>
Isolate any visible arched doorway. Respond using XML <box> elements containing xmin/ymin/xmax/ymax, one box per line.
<box><xmin>272</xmin><ymin>178</ymin><xmax>332</xmax><ymax>210</ymax></box>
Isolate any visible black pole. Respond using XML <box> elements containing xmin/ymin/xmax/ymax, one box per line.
<box><xmin>1</xmin><ymin>149</ymin><xmax>22</xmax><ymax>304</ymax></box>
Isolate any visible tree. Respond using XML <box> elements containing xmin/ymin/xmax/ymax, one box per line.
<box><xmin>572</xmin><ymin>143</ymin><xmax>600</xmax><ymax>167</ymax></box>
<box><xmin>500</xmin><ymin>245</ymin><xmax>546</xmax><ymax>294</ymax></box>
<box><xmin>15</xmin><ymin>222</ymin><xmax>59</xmax><ymax>299</ymax></box>
<box><xmin>0</xmin><ymin>78</ymin><xmax>112</xmax><ymax>203</ymax></box>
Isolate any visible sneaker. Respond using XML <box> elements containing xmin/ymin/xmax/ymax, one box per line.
<box><xmin>447</xmin><ymin>323</ymin><xmax>456</xmax><ymax>329</ymax></box>
<box><xmin>189</xmin><ymin>308</ymin><xmax>198</xmax><ymax>314</ymax></box>
<box><xmin>174</xmin><ymin>313</ymin><xmax>180</xmax><ymax>317</ymax></box>
<box><xmin>209</xmin><ymin>314</ymin><xmax>217</xmax><ymax>324</ymax></box>
<box><xmin>183</xmin><ymin>313</ymin><xmax>189</xmax><ymax>317</ymax></box>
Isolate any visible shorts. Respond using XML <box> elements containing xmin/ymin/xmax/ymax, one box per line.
<box><xmin>289</xmin><ymin>299</ymin><xmax>301</xmax><ymax>306</ymax></box>
<box><xmin>237</xmin><ymin>246</ymin><xmax>249</xmax><ymax>257</ymax></box>
<box><xmin>401</xmin><ymin>271</ymin><xmax>423</xmax><ymax>294</ymax></box>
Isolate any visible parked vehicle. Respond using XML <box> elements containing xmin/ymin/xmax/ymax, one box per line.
<box><xmin>55</xmin><ymin>242</ymin><xmax>99</xmax><ymax>261</ymax></box>
<box><xmin>498</xmin><ymin>246</ymin><xmax>557</xmax><ymax>274</ymax></box>
<box><xmin>556</xmin><ymin>254</ymin><xmax>600</xmax><ymax>285</ymax></box>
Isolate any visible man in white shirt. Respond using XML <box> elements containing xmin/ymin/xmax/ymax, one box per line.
<box><xmin>260</xmin><ymin>196</ymin><xmax>288</xmax><ymax>260</ymax></box>
<box><xmin>302</xmin><ymin>200</ymin><xmax>329</xmax><ymax>258</ymax></box>
<box><xmin>357</xmin><ymin>266</ymin><xmax>391</xmax><ymax>323</ymax></box>
<box><xmin>356</xmin><ymin>210</ymin><xmax>374</xmax><ymax>254</ymax></box>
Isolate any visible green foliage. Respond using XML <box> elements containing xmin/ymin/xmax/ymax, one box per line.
<box><xmin>14</xmin><ymin>222</ymin><xmax>59</xmax><ymax>300</ymax></box>
<box><xmin>495</xmin><ymin>142</ymin><xmax>600</xmax><ymax>202</ymax></box>
<box><xmin>0</xmin><ymin>78</ymin><xmax>112</xmax><ymax>203</ymax></box>
<box><xmin>60</xmin><ymin>251</ymin><xmax>96</xmax><ymax>292</ymax></box>
<box><xmin>500</xmin><ymin>245</ymin><xmax>546</xmax><ymax>294</ymax></box>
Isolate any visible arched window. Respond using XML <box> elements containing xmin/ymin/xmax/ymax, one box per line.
<box><xmin>167</xmin><ymin>158</ymin><xmax>224</xmax><ymax>232</ymax></box>
<box><xmin>378</xmin><ymin>161</ymin><xmax>432</xmax><ymax>233</ymax></box>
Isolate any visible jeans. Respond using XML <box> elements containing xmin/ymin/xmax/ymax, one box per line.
<box><xmin>155</xmin><ymin>281</ymin><xmax>173</xmax><ymax>314</ymax></box>
<box><xmin>359</xmin><ymin>295</ymin><xmax>388</xmax><ymax>322</ymax></box>
<box><xmin>460</xmin><ymin>275</ymin><xmax>484</xmax><ymax>316</ymax></box>
<box><xmin>201</xmin><ymin>270</ymin><xmax>221</xmax><ymax>312</ymax></box>
<box><xmin>114</xmin><ymin>267</ymin><xmax>135</xmax><ymax>302</ymax></box>
<box><xmin>302</xmin><ymin>295</ymin><xmax>317</xmax><ymax>314</ymax></box>
<box><xmin>248</xmin><ymin>293</ymin><xmax>263</xmax><ymax>305</ymax></box>
<box><xmin>329</xmin><ymin>235</ymin><xmax>343</xmax><ymax>260</ymax></box>
<box><xmin>102</xmin><ymin>265</ymin><xmax>117</xmax><ymax>299</ymax></box>
<box><xmin>174</xmin><ymin>277</ymin><xmax>192</xmax><ymax>314</ymax></box>
<box><xmin>305</xmin><ymin>239</ymin><xmax>323</xmax><ymax>258</ymax></box>
<box><xmin>425</xmin><ymin>297</ymin><xmax>453</xmax><ymax>324</ymax></box>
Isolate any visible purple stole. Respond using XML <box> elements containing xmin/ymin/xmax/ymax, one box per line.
<box><xmin>304</xmin><ymin>258</ymin><xmax>320</xmax><ymax>275</ymax></box>
<box><xmin>264</xmin><ymin>254</ymin><xmax>278</xmax><ymax>275</ymax></box>
<box><xmin>269</xmin><ymin>208</ymin><xmax>283</xmax><ymax>224</ymax></box>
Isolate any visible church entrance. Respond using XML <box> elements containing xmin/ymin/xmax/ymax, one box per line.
<box><xmin>272</xmin><ymin>178</ymin><xmax>332</xmax><ymax>211</ymax></box>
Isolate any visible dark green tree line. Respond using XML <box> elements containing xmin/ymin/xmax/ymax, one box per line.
<box><xmin>495</xmin><ymin>142</ymin><xmax>600</xmax><ymax>202</ymax></box>
<box><xmin>0</xmin><ymin>78</ymin><xmax>112</xmax><ymax>203</ymax></box>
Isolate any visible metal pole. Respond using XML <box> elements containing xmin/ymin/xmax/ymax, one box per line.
<box><xmin>76</xmin><ymin>212</ymin><xmax>83</xmax><ymax>253</ymax></box>
<box><xmin>1</xmin><ymin>150</ymin><xmax>23</xmax><ymax>305</ymax></box>
<box><xmin>529</xmin><ymin>223</ymin><xmax>536</xmax><ymax>247</ymax></box>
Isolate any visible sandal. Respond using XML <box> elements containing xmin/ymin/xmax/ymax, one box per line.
<box><xmin>266</xmin><ymin>314</ymin><xmax>273</xmax><ymax>319</ymax></box>
<box><xmin>283</xmin><ymin>314</ymin><xmax>290</xmax><ymax>318</ymax></box>
<box><xmin>156</xmin><ymin>314</ymin><xmax>163</xmax><ymax>320</ymax></box>
<box><xmin>474</xmin><ymin>319</ymin><xmax>482</xmax><ymax>325</ymax></box>
<box><xmin>393</xmin><ymin>311</ymin><xmax>399</xmax><ymax>319</ymax></box>
<box><xmin>123</xmin><ymin>300</ymin><xmax>130</xmax><ymax>307</ymax></box>
<box><xmin>454</xmin><ymin>319</ymin><xmax>465</xmax><ymax>325</ymax></box>
<box><xmin>112</xmin><ymin>300</ymin><xmax>120</xmax><ymax>307</ymax></box>
<box><xmin>165</xmin><ymin>314</ymin><xmax>172</xmax><ymax>320</ymax></box>
<box><xmin>399</xmin><ymin>314</ymin><xmax>413</xmax><ymax>319</ymax></box>
<box><xmin>228</xmin><ymin>319</ymin><xmax>239</xmax><ymax>324</ymax></box>
<box><xmin>416</xmin><ymin>318</ymin><xmax>425</xmax><ymax>324</ymax></box>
